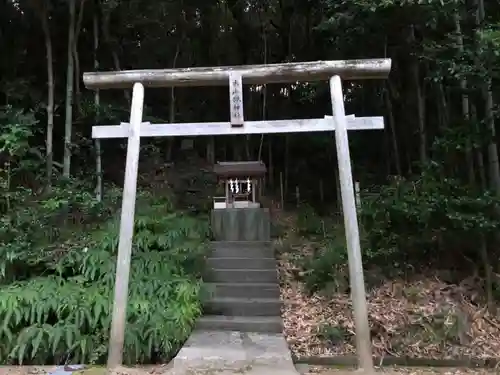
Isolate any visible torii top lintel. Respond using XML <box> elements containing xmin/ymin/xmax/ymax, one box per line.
<box><xmin>83</xmin><ymin>59</ymin><xmax>392</xmax><ymax>90</ymax></box>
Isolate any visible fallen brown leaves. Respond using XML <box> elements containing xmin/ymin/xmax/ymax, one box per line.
<box><xmin>306</xmin><ymin>366</ymin><xmax>497</xmax><ymax>374</ymax></box>
<box><xmin>278</xmin><ymin>245</ymin><xmax>500</xmax><ymax>360</ymax></box>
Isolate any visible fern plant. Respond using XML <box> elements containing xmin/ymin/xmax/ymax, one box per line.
<box><xmin>0</xmin><ymin>192</ymin><xmax>208</xmax><ymax>365</ymax></box>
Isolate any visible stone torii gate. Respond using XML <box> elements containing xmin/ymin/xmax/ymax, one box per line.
<box><xmin>83</xmin><ymin>58</ymin><xmax>391</xmax><ymax>372</ymax></box>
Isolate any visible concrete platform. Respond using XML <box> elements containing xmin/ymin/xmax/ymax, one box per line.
<box><xmin>170</xmin><ymin>330</ymin><xmax>299</xmax><ymax>375</ymax></box>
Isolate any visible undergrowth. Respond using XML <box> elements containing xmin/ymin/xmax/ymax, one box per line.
<box><xmin>288</xmin><ymin>131</ymin><xmax>500</xmax><ymax>299</ymax></box>
<box><xmin>0</xmin><ymin>183</ymin><xmax>209</xmax><ymax>365</ymax></box>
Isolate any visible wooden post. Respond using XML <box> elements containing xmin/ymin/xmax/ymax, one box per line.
<box><xmin>107</xmin><ymin>82</ymin><xmax>145</xmax><ymax>368</ymax></box>
<box><xmin>279</xmin><ymin>172</ymin><xmax>284</xmax><ymax>210</ymax></box>
<box><xmin>335</xmin><ymin>168</ymin><xmax>342</xmax><ymax>214</ymax></box>
<box><xmin>319</xmin><ymin>179</ymin><xmax>324</xmax><ymax>203</ymax></box>
<box><xmin>229</xmin><ymin>72</ymin><xmax>244</xmax><ymax>127</ymax></box>
<box><xmin>355</xmin><ymin>181</ymin><xmax>361</xmax><ymax>210</ymax></box>
<box><xmin>329</xmin><ymin>75</ymin><xmax>374</xmax><ymax>373</ymax></box>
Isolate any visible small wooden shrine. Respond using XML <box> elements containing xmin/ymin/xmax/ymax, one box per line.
<box><xmin>212</xmin><ymin>161</ymin><xmax>266</xmax><ymax>209</ymax></box>
<box><xmin>211</xmin><ymin>161</ymin><xmax>270</xmax><ymax>241</ymax></box>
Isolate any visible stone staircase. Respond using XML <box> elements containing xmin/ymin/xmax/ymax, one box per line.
<box><xmin>171</xmin><ymin>208</ymin><xmax>298</xmax><ymax>374</ymax></box>
<box><xmin>198</xmin><ymin>241</ymin><xmax>283</xmax><ymax>333</ymax></box>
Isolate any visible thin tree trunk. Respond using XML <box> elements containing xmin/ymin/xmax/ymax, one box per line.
<box><xmin>41</xmin><ymin>8</ymin><xmax>54</xmax><ymax>191</ymax></box>
<box><xmin>479</xmin><ymin>236</ymin><xmax>494</xmax><ymax>313</ymax></box>
<box><xmin>257</xmin><ymin>20</ymin><xmax>268</xmax><ymax>161</ymax></box>
<box><xmin>455</xmin><ymin>12</ymin><xmax>475</xmax><ymax>185</ymax></box>
<box><xmin>409</xmin><ymin>25</ymin><xmax>426</xmax><ymax>165</ymax></box>
<box><xmin>384</xmin><ymin>84</ymin><xmax>401</xmax><ymax>175</ymax></box>
<box><xmin>94</xmin><ymin>10</ymin><xmax>102</xmax><ymax>201</ymax></box>
<box><xmin>471</xmin><ymin>104</ymin><xmax>486</xmax><ymax>187</ymax></box>
<box><xmin>72</xmin><ymin>0</ymin><xmax>86</xmax><ymax>112</ymax></box>
<box><xmin>475</xmin><ymin>0</ymin><xmax>496</xmax><ymax>312</ymax></box>
<box><xmin>101</xmin><ymin>8</ymin><xmax>130</xmax><ymax>103</ymax></box>
<box><xmin>485</xmin><ymin>86</ymin><xmax>500</xmax><ymax>193</ymax></box>
<box><xmin>284</xmin><ymin>135</ymin><xmax>289</xmax><ymax>196</ymax></box>
<box><xmin>268</xmin><ymin>137</ymin><xmax>274</xmax><ymax>188</ymax></box>
<box><xmin>168</xmin><ymin>39</ymin><xmax>181</xmax><ymax>161</ymax></box>
<box><xmin>63</xmin><ymin>0</ymin><xmax>76</xmax><ymax>178</ymax></box>
<box><xmin>437</xmin><ymin>82</ymin><xmax>449</xmax><ymax>129</ymax></box>
<box><xmin>474</xmin><ymin>0</ymin><xmax>500</xmax><ymax>194</ymax></box>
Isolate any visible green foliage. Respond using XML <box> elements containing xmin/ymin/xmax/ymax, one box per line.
<box><xmin>0</xmin><ymin>105</ymin><xmax>37</xmax><ymax>158</ymax></box>
<box><xmin>296</xmin><ymin>204</ymin><xmax>327</xmax><ymax>236</ymax></box>
<box><xmin>296</xmin><ymin>238</ymin><xmax>347</xmax><ymax>293</ymax></box>
<box><xmin>361</xmin><ymin>134</ymin><xmax>500</xmax><ymax>265</ymax></box>
<box><xmin>0</xmin><ymin>106</ymin><xmax>39</xmax><ymax>210</ymax></box>
<box><xmin>295</xmin><ymin>206</ymin><xmax>351</xmax><ymax>292</ymax></box>
<box><xmin>294</xmin><ymin>130</ymin><xmax>500</xmax><ymax>293</ymax></box>
<box><xmin>316</xmin><ymin>323</ymin><xmax>350</xmax><ymax>346</ymax></box>
<box><xmin>0</xmin><ymin>186</ymin><xmax>208</xmax><ymax>365</ymax></box>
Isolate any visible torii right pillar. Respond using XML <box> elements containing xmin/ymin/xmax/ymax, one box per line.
<box><xmin>330</xmin><ymin>75</ymin><xmax>374</xmax><ymax>374</ymax></box>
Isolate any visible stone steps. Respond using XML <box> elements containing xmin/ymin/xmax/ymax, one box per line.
<box><xmin>205</xmin><ymin>282</ymin><xmax>280</xmax><ymax>299</ymax></box>
<box><xmin>206</xmin><ymin>257</ymin><xmax>276</xmax><ymax>269</ymax></box>
<box><xmin>205</xmin><ymin>297</ymin><xmax>282</xmax><ymax>316</ymax></box>
<box><xmin>210</xmin><ymin>241</ymin><xmax>273</xmax><ymax>258</ymax></box>
<box><xmin>205</xmin><ymin>269</ymin><xmax>278</xmax><ymax>283</ymax></box>
<box><xmin>196</xmin><ymin>315</ymin><xmax>283</xmax><ymax>333</ymax></box>
<box><xmin>202</xmin><ymin>240</ymin><xmax>283</xmax><ymax>333</ymax></box>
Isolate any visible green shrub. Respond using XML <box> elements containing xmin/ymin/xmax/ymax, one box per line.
<box><xmin>296</xmin><ymin>204</ymin><xmax>325</xmax><ymax>236</ymax></box>
<box><xmin>360</xmin><ymin>167</ymin><xmax>500</xmax><ymax>266</ymax></box>
<box><xmin>0</xmin><ymin>189</ymin><xmax>208</xmax><ymax>365</ymax></box>
<box><xmin>297</xmin><ymin>237</ymin><xmax>347</xmax><ymax>293</ymax></box>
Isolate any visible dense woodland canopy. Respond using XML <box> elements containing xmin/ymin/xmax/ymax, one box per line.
<box><xmin>1</xmin><ymin>0</ymin><xmax>500</xmax><ymax>366</ymax></box>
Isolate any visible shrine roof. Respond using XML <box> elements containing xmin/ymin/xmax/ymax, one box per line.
<box><xmin>213</xmin><ymin>161</ymin><xmax>267</xmax><ymax>178</ymax></box>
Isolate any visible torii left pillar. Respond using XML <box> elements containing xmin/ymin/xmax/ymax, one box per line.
<box><xmin>107</xmin><ymin>82</ymin><xmax>144</xmax><ymax>367</ymax></box>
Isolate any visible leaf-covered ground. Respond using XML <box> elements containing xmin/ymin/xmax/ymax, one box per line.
<box><xmin>279</xmin><ymin>250</ymin><xmax>500</xmax><ymax>358</ymax></box>
<box><xmin>280</xmin><ymin>247</ymin><xmax>500</xmax><ymax>358</ymax></box>
<box><xmin>274</xmin><ymin>209</ymin><xmax>500</xmax><ymax>361</ymax></box>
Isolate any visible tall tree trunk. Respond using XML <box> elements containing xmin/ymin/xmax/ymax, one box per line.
<box><xmin>436</xmin><ymin>82</ymin><xmax>449</xmax><ymax>129</ymax></box>
<box><xmin>41</xmin><ymin>7</ymin><xmax>54</xmax><ymax>191</ymax></box>
<box><xmin>72</xmin><ymin>0</ymin><xmax>86</xmax><ymax>112</ymax></box>
<box><xmin>409</xmin><ymin>25</ymin><xmax>426</xmax><ymax>165</ymax></box>
<box><xmin>455</xmin><ymin>12</ymin><xmax>475</xmax><ymax>185</ymax></box>
<box><xmin>168</xmin><ymin>39</ymin><xmax>181</xmax><ymax>161</ymax></box>
<box><xmin>384</xmin><ymin>83</ymin><xmax>401</xmax><ymax>175</ymax></box>
<box><xmin>485</xmin><ymin>86</ymin><xmax>500</xmax><ymax>193</ymax></box>
<box><xmin>475</xmin><ymin>0</ymin><xmax>500</xmax><ymax>194</ymax></box>
<box><xmin>471</xmin><ymin>104</ymin><xmax>487</xmax><ymax>189</ymax></box>
<box><xmin>474</xmin><ymin>0</ymin><xmax>496</xmax><ymax>313</ymax></box>
<box><xmin>101</xmin><ymin>6</ymin><xmax>130</xmax><ymax>103</ymax></box>
<box><xmin>267</xmin><ymin>137</ymin><xmax>274</xmax><ymax>188</ymax></box>
<box><xmin>257</xmin><ymin>21</ymin><xmax>268</xmax><ymax>161</ymax></box>
<box><xmin>284</xmin><ymin>135</ymin><xmax>289</xmax><ymax>196</ymax></box>
<box><xmin>93</xmin><ymin>9</ymin><xmax>102</xmax><ymax>201</ymax></box>
<box><xmin>63</xmin><ymin>0</ymin><xmax>76</xmax><ymax>178</ymax></box>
